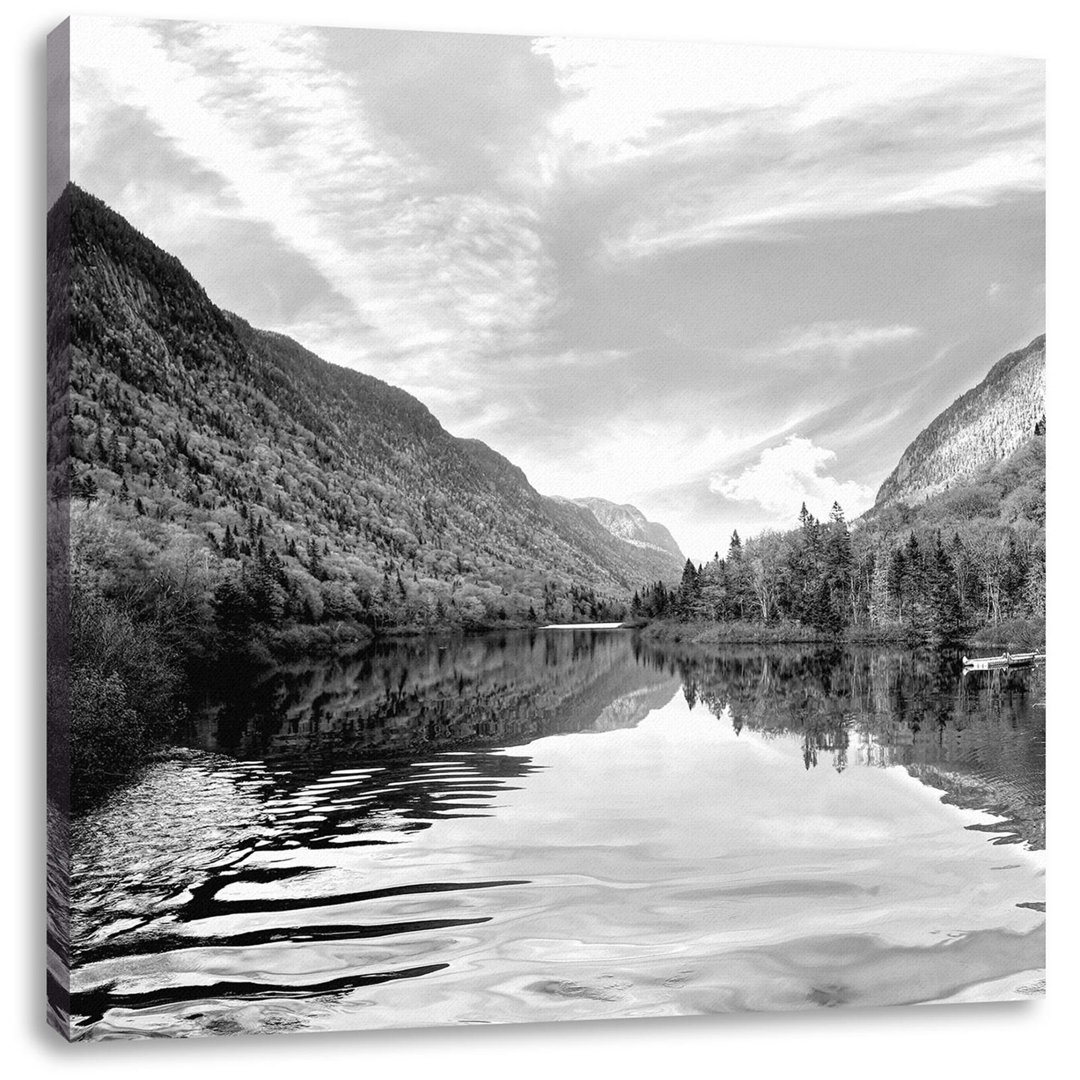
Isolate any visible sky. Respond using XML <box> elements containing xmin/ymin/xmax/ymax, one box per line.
<box><xmin>65</xmin><ymin>17</ymin><xmax>1045</xmax><ymax>562</ymax></box>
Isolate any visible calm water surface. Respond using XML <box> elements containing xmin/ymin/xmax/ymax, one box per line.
<box><xmin>63</xmin><ymin>630</ymin><xmax>1045</xmax><ymax>1038</ymax></box>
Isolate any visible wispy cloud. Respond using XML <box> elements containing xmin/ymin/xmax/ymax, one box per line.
<box><xmin>71</xmin><ymin>18</ymin><xmax>559</xmax><ymax>383</ymax></box>
<box><xmin>770</xmin><ymin>321</ymin><xmax>922</xmax><ymax>359</ymax></box>
<box><xmin>534</xmin><ymin>37</ymin><xmax>1043</xmax><ymax>261</ymax></box>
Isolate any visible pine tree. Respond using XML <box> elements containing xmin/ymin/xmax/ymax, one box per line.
<box><xmin>222</xmin><ymin>524</ymin><xmax>239</xmax><ymax>560</ymax></box>
<box><xmin>824</xmin><ymin>502</ymin><xmax>853</xmax><ymax>629</ymax></box>
<box><xmin>307</xmin><ymin>536</ymin><xmax>324</xmax><ymax>580</ymax></box>
<box><xmin>927</xmin><ymin>534</ymin><xmax>965</xmax><ymax>643</ymax></box>
<box><xmin>726</xmin><ymin>531</ymin><xmax>750</xmax><ymax>620</ymax></box>
<box><xmin>677</xmin><ymin>559</ymin><xmax>700</xmax><ymax>618</ymax></box>
<box><xmin>904</xmin><ymin>532</ymin><xmax>929</xmax><ymax>637</ymax></box>
<box><xmin>106</xmin><ymin>429</ymin><xmax>122</xmax><ymax>471</ymax></box>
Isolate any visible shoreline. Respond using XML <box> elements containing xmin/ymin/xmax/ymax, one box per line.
<box><xmin>634</xmin><ymin>618</ymin><xmax>1046</xmax><ymax>651</ymax></box>
<box><xmin>70</xmin><ymin>615</ymin><xmax>1043</xmax><ymax>809</ymax></box>
<box><xmin>268</xmin><ymin>615</ymin><xmax>1047</xmax><ymax>657</ymax></box>
<box><xmin>636</xmin><ymin>619</ymin><xmax>905</xmax><ymax>648</ymax></box>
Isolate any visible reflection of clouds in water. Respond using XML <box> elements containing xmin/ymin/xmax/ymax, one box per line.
<box><xmin>664</xmin><ymin>644</ymin><xmax>1045</xmax><ymax>848</ymax></box>
<box><xmin>65</xmin><ymin>634</ymin><xmax>1044</xmax><ymax>1039</ymax></box>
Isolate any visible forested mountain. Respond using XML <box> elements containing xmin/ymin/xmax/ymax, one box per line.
<box><xmin>49</xmin><ymin>183</ymin><xmax>696</xmax><ymax>800</ymax></box>
<box><xmin>52</xmin><ymin>183</ymin><xmax>685</xmax><ymax>640</ymax></box>
<box><xmin>875</xmin><ymin>335</ymin><xmax>1045</xmax><ymax>507</ymax></box>
<box><xmin>560</xmin><ymin>497</ymin><xmax>684</xmax><ymax>562</ymax></box>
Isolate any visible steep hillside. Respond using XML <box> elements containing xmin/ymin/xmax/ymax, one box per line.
<box><xmin>875</xmin><ymin>335</ymin><xmax>1045</xmax><ymax>508</ymax></box>
<box><xmin>51</xmin><ymin>184</ymin><xmax>683</xmax><ymax>636</ymax></box>
<box><xmin>563</xmin><ymin>496</ymin><xmax>685</xmax><ymax>563</ymax></box>
<box><xmin>865</xmin><ymin>434</ymin><xmax>1044</xmax><ymax>535</ymax></box>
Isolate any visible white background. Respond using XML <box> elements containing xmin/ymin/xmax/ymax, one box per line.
<box><xmin>3</xmin><ymin>1</ymin><xmax>1077</xmax><ymax>1077</ymax></box>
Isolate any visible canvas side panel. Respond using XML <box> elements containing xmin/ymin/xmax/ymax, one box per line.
<box><xmin>46</xmin><ymin>17</ymin><xmax>73</xmax><ymax>1042</ymax></box>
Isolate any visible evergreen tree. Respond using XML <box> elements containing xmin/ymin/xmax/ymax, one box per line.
<box><xmin>927</xmin><ymin>534</ymin><xmax>965</xmax><ymax>643</ymax></box>
<box><xmin>677</xmin><ymin>559</ymin><xmax>701</xmax><ymax>618</ymax></box>
<box><xmin>904</xmin><ymin>532</ymin><xmax>929</xmax><ymax>636</ymax></box>
<box><xmin>307</xmin><ymin>536</ymin><xmax>324</xmax><ymax>580</ymax></box>
<box><xmin>726</xmin><ymin>531</ymin><xmax>750</xmax><ymax>619</ymax></box>
<box><xmin>221</xmin><ymin>524</ymin><xmax>239</xmax><ymax>560</ymax></box>
<box><xmin>823</xmin><ymin>502</ymin><xmax>853</xmax><ymax>629</ymax></box>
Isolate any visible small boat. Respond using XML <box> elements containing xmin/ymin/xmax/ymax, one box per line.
<box><xmin>962</xmin><ymin>651</ymin><xmax>1046</xmax><ymax>670</ymax></box>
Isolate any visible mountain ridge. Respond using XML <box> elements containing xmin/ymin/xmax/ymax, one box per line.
<box><xmin>51</xmin><ymin>183</ymin><xmax>685</xmax><ymax>636</ymax></box>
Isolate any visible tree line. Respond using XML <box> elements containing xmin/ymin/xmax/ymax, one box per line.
<box><xmin>632</xmin><ymin>499</ymin><xmax>1044</xmax><ymax>645</ymax></box>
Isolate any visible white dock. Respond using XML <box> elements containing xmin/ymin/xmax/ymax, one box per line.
<box><xmin>540</xmin><ymin>622</ymin><xmax>625</xmax><ymax>630</ymax></box>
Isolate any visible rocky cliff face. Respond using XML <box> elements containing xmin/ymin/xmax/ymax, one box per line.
<box><xmin>875</xmin><ymin>335</ymin><xmax>1045</xmax><ymax>508</ymax></box>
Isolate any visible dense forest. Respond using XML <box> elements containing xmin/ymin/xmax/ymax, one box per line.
<box><xmin>634</xmin><ymin>433</ymin><xmax>1045</xmax><ymax>647</ymax></box>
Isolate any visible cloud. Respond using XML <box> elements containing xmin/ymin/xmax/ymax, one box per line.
<box><xmin>70</xmin><ymin>17</ymin><xmax>558</xmax><ymax>381</ymax></box>
<box><xmin>533</xmin><ymin>36</ymin><xmax>1043</xmax><ymax>261</ymax></box>
<box><xmin>709</xmin><ymin>436</ymin><xmax>875</xmax><ymax>520</ymax></box>
<box><xmin>318</xmin><ymin>28</ymin><xmax>561</xmax><ymax>195</ymax></box>
<box><xmin>770</xmin><ymin>321</ymin><xmax>922</xmax><ymax>359</ymax></box>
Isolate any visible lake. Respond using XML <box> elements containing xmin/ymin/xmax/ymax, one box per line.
<box><xmin>59</xmin><ymin>629</ymin><xmax>1045</xmax><ymax>1039</ymax></box>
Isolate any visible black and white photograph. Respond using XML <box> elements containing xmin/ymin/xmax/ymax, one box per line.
<box><xmin>46</xmin><ymin>12</ymin><xmax>1046</xmax><ymax>1042</ymax></box>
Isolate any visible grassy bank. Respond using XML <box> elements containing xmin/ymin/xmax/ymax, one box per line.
<box><xmin>636</xmin><ymin>617</ymin><xmax>1045</xmax><ymax>651</ymax></box>
<box><xmin>637</xmin><ymin>619</ymin><xmax>910</xmax><ymax>647</ymax></box>
<box><xmin>966</xmin><ymin>617</ymin><xmax>1046</xmax><ymax>651</ymax></box>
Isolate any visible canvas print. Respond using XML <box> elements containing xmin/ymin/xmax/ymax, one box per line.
<box><xmin>47</xmin><ymin>16</ymin><xmax>1046</xmax><ymax>1040</ymax></box>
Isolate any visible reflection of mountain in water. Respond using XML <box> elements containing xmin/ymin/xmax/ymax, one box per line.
<box><xmin>192</xmin><ymin>630</ymin><xmax>681</xmax><ymax>762</ymax></box>
<box><xmin>65</xmin><ymin>631</ymin><xmax>682</xmax><ymax>1034</ymax></box>
<box><xmin>660</xmin><ymin>644</ymin><xmax>1045</xmax><ymax>848</ymax></box>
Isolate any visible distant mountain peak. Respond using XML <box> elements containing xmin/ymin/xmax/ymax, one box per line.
<box><xmin>874</xmin><ymin>335</ymin><xmax>1045</xmax><ymax>508</ymax></box>
<box><xmin>561</xmin><ymin>496</ymin><xmax>685</xmax><ymax>562</ymax></box>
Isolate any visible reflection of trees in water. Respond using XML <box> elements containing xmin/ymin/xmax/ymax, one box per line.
<box><xmin>656</xmin><ymin>643</ymin><xmax>1045</xmax><ymax>847</ymax></box>
<box><xmin>188</xmin><ymin>633</ymin><xmax>1043</xmax><ymax>849</ymax></box>
<box><xmin>192</xmin><ymin>630</ymin><xmax>680</xmax><ymax>764</ymax></box>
